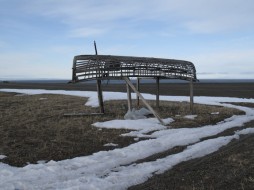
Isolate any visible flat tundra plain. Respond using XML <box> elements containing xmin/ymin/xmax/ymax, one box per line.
<box><xmin>0</xmin><ymin>81</ymin><xmax>254</xmax><ymax>190</ymax></box>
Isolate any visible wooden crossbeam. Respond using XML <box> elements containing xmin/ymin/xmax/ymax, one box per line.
<box><xmin>123</xmin><ymin>77</ymin><xmax>165</xmax><ymax>125</ymax></box>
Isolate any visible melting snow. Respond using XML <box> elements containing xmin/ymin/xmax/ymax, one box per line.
<box><xmin>184</xmin><ymin>114</ymin><xmax>198</xmax><ymax>119</ymax></box>
<box><xmin>0</xmin><ymin>88</ymin><xmax>254</xmax><ymax>190</ymax></box>
<box><xmin>104</xmin><ymin>143</ymin><xmax>118</xmax><ymax>147</ymax></box>
<box><xmin>36</xmin><ymin>160</ymin><xmax>47</xmax><ymax>164</ymax></box>
<box><xmin>0</xmin><ymin>155</ymin><xmax>7</xmax><ymax>160</ymax></box>
<box><xmin>124</xmin><ymin>107</ymin><xmax>152</xmax><ymax>120</ymax></box>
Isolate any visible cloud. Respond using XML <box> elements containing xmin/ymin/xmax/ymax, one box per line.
<box><xmin>158</xmin><ymin>0</ymin><xmax>254</xmax><ymax>33</ymax></box>
<box><xmin>23</xmin><ymin>0</ymin><xmax>141</xmax><ymax>24</ymax></box>
<box><xmin>22</xmin><ymin>0</ymin><xmax>254</xmax><ymax>35</ymax></box>
<box><xmin>1</xmin><ymin>0</ymin><xmax>254</xmax><ymax>79</ymax></box>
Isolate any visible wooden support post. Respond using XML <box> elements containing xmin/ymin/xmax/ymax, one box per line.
<box><xmin>126</xmin><ymin>82</ymin><xmax>132</xmax><ymax>111</ymax></box>
<box><xmin>72</xmin><ymin>57</ymin><xmax>77</xmax><ymax>82</ymax></box>
<box><xmin>156</xmin><ymin>77</ymin><xmax>160</xmax><ymax>108</ymax></box>
<box><xmin>96</xmin><ymin>79</ymin><xmax>105</xmax><ymax>113</ymax></box>
<box><xmin>94</xmin><ymin>41</ymin><xmax>104</xmax><ymax>113</ymax></box>
<box><xmin>136</xmin><ymin>78</ymin><xmax>140</xmax><ymax>107</ymax></box>
<box><xmin>190</xmin><ymin>78</ymin><xmax>194</xmax><ymax>114</ymax></box>
<box><xmin>124</xmin><ymin>77</ymin><xmax>165</xmax><ymax>125</ymax></box>
<box><xmin>94</xmin><ymin>40</ymin><xmax>98</xmax><ymax>55</ymax></box>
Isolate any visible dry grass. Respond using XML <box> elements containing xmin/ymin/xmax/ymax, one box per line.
<box><xmin>130</xmin><ymin>133</ymin><xmax>254</xmax><ymax>190</ymax></box>
<box><xmin>0</xmin><ymin>92</ymin><xmax>243</xmax><ymax>167</ymax></box>
<box><xmin>147</xmin><ymin>100</ymin><xmax>244</xmax><ymax>128</ymax></box>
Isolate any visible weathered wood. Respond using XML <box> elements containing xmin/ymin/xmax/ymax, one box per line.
<box><xmin>72</xmin><ymin>57</ymin><xmax>77</xmax><ymax>82</ymax></box>
<box><xmin>156</xmin><ymin>77</ymin><xmax>160</xmax><ymax>108</ymax></box>
<box><xmin>190</xmin><ymin>78</ymin><xmax>194</xmax><ymax>114</ymax></box>
<box><xmin>124</xmin><ymin>77</ymin><xmax>165</xmax><ymax>125</ymax></box>
<box><xmin>126</xmin><ymin>82</ymin><xmax>132</xmax><ymax>111</ymax></box>
<box><xmin>72</xmin><ymin>55</ymin><xmax>197</xmax><ymax>82</ymax></box>
<box><xmin>94</xmin><ymin>41</ymin><xmax>104</xmax><ymax>113</ymax></box>
<box><xmin>136</xmin><ymin>77</ymin><xmax>140</xmax><ymax>107</ymax></box>
<box><xmin>72</xmin><ymin>52</ymin><xmax>198</xmax><ymax>119</ymax></box>
<box><xmin>94</xmin><ymin>41</ymin><xmax>98</xmax><ymax>55</ymax></box>
<box><xmin>96</xmin><ymin>79</ymin><xmax>105</xmax><ymax>113</ymax></box>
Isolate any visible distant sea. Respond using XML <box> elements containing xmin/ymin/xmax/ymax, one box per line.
<box><xmin>1</xmin><ymin>79</ymin><xmax>254</xmax><ymax>84</ymax></box>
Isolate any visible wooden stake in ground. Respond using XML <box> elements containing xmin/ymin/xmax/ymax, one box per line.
<box><xmin>156</xmin><ymin>77</ymin><xmax>160</xmax><ymax>108</ymax></box>
<box><xmin>190</xmin><ymin>78</ymin><xmax>194</xmax><ymax>114</ymax></box>
<box><xmin>136</xmin><ymin>78</ymin><xmax>140</xmax><ymax>107</ymax></box>
<box><xmin>96</xmin><ymin>79</ymin><xmax>105</xmax><ymax>113</ymax></box>
<box><xmin>124</xmin><ymin>77</ymin><xmax>165</xmax><ymax>125</ymax></box>
<box><xmin>94</xmin><ymin>41</ymin><xmax>105</xmax><ymax>113</ymax></box>
<box><xmin>126</xmin><ymin>82</ymin><xmax>132</xmax><ymax>111</ymax></box>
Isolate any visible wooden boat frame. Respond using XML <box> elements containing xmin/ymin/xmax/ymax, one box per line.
<box><xmin>72</xmin><ymin>55</ymin><xmax>197</xmax><ymax>82</ymax></box>
<box><xmin>71</xmin><ymin>54</ymin><xmax>198</xmax><ymax>125</ymax></box>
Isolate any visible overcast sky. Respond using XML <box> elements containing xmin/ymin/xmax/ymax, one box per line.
<box><xmin>0</xmin><ymin>0</ymin><xmax>254</xmax><ymax>79</ymax></box>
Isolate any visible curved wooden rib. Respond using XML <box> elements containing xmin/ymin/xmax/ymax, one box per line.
<box><xmin>72</xmin><ymin>55</ymin><xmax>197</xmax><ymax>82</ymax></box>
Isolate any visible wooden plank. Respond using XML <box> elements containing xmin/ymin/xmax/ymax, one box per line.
<box><xmin>126</xmin><ymin>82</ymin><xmax>132</xmax><ymax>111</ymax></box>
<box><xmin>123</xmin><ymin>77</ymin><xmax>165</xmax><ymax>125</ymax></box>
<box><xmin>96</xmin><ymin>79</ymin><xmax>105</xmax><ymax>113</ymax></box>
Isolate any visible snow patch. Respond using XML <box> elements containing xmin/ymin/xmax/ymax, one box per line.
<box><xmin>36</xmin><ymin>160</ymin><xmax>47</xmax><ymax>164</ymax></box>
<box><xmin>184</xmin><ymin>115</ymin><xmax>197</xmax><ymax>120</ymax></box>
<box><xmin>0</xmin><ymin>89</ymin><xmax>254</xmax><ymax>190</ymax></box>
<box><xmin>0</xmin><ymin>155</ymin><xmax>7</xmax><ymax>160</ymax></box>
<box><xmin>124</xmin><ymin>108</ymin><xmax>152</xmax><ymax>120</ymax></box>
<box><xmin>211</xmin><ymin>112</ymin><xmax>219</xmax><ymax>115</ymax></box>
<box><xmin>235</xmin><ymin>127</ymin><xmax>254</xmax><ymax>135</ymax></box>
<box><xmin>104</xmin><ymin>143</ymin><xmax>118</xmax><ymax>147</ymax></box>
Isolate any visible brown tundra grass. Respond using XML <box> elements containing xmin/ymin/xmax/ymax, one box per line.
<box><xmin>0</xmin><ymin>92</ymin><xmax>244</xmax><ymax>167</ymax></box>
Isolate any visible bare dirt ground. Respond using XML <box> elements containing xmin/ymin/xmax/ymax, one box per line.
<box><xmin>1</xmin><ymin>81</ymin><xmax>254</xmax><ymax>189</ymax></box>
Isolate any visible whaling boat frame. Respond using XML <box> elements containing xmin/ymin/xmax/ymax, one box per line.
<box><xmin>72</xmin><ymin>55</ymin><xmax>197</xmax><ymax>82</ymax></box>
<box><xmin>71</xmin><ymin>50</ymin><xmax>197</xmax><ymax>125</ymax></box>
